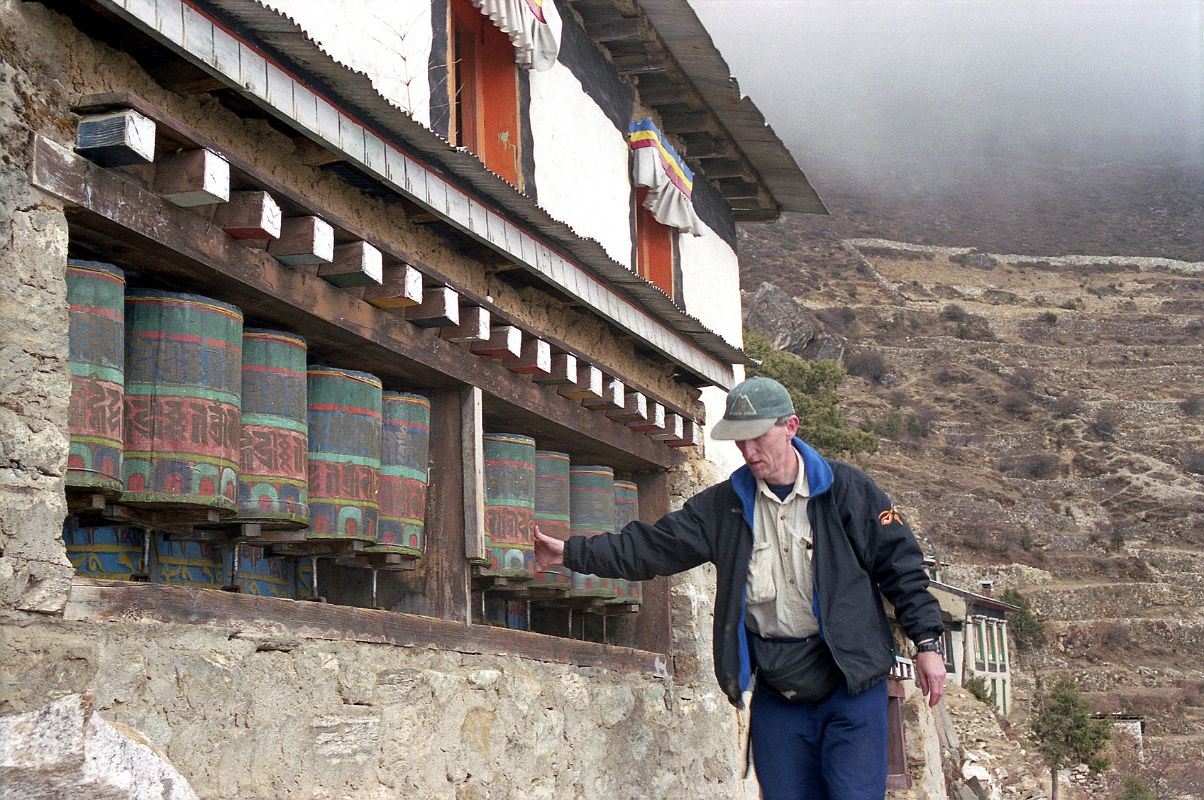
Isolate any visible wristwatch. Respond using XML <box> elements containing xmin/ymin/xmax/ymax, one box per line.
<box><xmin>915</xmin><ymin>638</ymin><xmax>941</xmax><ymax>654</ymax></box>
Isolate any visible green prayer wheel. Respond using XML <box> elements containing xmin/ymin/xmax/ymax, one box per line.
<box><xmin>567</xmin><ymin>465</ymin><xmax>617</xmax><ymax>600</ymax></box>
<box><xmin>481</xmin><ymin>433</ymin><xmax>536</xmax><ymax>580</ymax></box>
<box><xmin>370</xmin><ymin>391</ymin><xmax>430</xmax><ymax>558</ymax></box>
<box><xmin>531</xmin><ymin>450</ymin><xmax>571</xmax><ymax>591</ymax></box>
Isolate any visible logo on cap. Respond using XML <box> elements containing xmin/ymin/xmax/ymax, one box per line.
<box><xmin>729</xmin><ymin>395</ymin><xmax>756</xmax><ymax>417</ymax></box>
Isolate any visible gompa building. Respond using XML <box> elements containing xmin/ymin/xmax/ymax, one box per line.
<box><xmin>0</xmin><ymin>0</ymin><xmax>826</xmax><ymax>796</ymax></box>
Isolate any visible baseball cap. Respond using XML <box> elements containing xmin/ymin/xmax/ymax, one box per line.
<box><xmin>711</xmin><ymin>376</ymin><xmax>795</xmax><ymax>441</ymax></box>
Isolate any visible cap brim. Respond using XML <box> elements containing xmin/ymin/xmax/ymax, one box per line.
<box><xmin>711</xmin><ymin>417</ymin><xmax>777</xmax><ymax>441</ymax></box>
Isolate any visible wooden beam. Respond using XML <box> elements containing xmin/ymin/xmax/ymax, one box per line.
<box><xmin>320</xmin><ymin>241</ymin><xmax>383</xmax><ymax>288</ymax></box>
<box><xmin>461</xmin><ymin>387</ymin><xmax>486</xmax><ymax>565</ymax></box>
<box><xmin>667</xmin><ymin>418</ymin><xmax>702</xmax><ymax>448</ymax></box>
<box><xmin>293</xmin><ymin>136</ymin><xmax>345</xmax><ymax>167</ymax></box>
<box><xmin>269</xmin><ymin>216</ymin><xmax>335</xmax><ymax>265</ymax></box>
<box><xmin>470</xmin><ymin>325</ymin><xmax>523</xmax><ymax>360</ymax></box>
<box><xmin>607</xmin><ymin>390</ymin><xmax>647</xmax><ymax>424</ymax></box>
<box><xmin>650</xmin><ymin>412</ymin><xmax>684</xmax><ymax>441</ymax></box>
<box><xmin>404</xmin><ymin>286</ymin><xmax>460</xmax><ymax>328</ymax></box>
<box><xmin>76</xmin><ymin>109</ymin><xmax>156</xmax><ymax>166</ymax></box>
<box><xmin>440</xmin><ymin>305</ymin><xmax>491</xmax><ymax>343</ymax></box>
<box><xmin>585</xmin><ymin>17</ymin><xmax>643</xmax><ymax>42</ymax></box>
<box><xmin>152</xmin><ymin>148</ymin><xmax>230</xmax><ymax>206</ymax></box>
<box><xmin>31</xmin><ymin>134</ymin><xmax>676</xmax><ymax>470</ymax></box>
<box><xmin>697</xmin><ymin>159</ymin><xmax>751</xmax><ymax>180</ymax></box>
<box><xmin>504</xmin><ymin>338</ymin><xmax>551</xmax><ymax>377</ymax></box>
<box><xmin>584</xmin><ymin>376</ymin><xmax>624</xmax><ymax>412</ymax></box>
<box><xmin>64</xmin><ymin>578</ymin><xmax>666</xmax><ymax>673</ymax></box>
<box><xmin>557</xmin><ymin>363</ymin><xmax>604</xmax><ymax>402</ymax></box>
<box><xmin>533</xmin><ymin>353</ymin><xmax>576</xmax><ymax>387</ymax></box>
<box><xmin>631</xmin><ymin>472</ymin><xmax>672</xmax><ymax>660</ymax></box>
<box><xmin>362</xmin><ymin>263</ymin><xmax>423</xmax><ymax>309</ymax></box>
<box><xmin>212</xmin><ymin>190</ymin><xmax>281</xmax><ymax>240</ymax></box>
<box><xmin>611</xmin><ymin>52</ymin><xmax>670</xmax><ymax>75</ymax></box>
<box><xmin>154</xmin><ymin>60</ymin><xmax>226</xmax><ymax>95</ymax></box>
<box><xmin>627</xmin><ymin>401</ymin><xmax>665</xmax><ymax>433</ymax></box>
<box><xmin>661</xmin><ymin>111</ymin><xmax>713</xmax><ymax>134</ymax></box>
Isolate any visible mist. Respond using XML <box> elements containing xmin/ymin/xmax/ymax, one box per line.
<box><xmin>690</xmin><ymin>0</ymin><xmax>1204</xmax><ymax>256</ymax></box>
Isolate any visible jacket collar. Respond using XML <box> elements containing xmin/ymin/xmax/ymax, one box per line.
<box><xmin>730</xmin><ymin>437</ymin><xmax>833</xmax><ymax>528</ymax></box>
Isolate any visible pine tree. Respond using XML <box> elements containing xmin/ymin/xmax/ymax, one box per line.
<box><xmin>1030</xmin><ymin>676</ymin><xmax>1111</xmax><ymax>800</ymax></box>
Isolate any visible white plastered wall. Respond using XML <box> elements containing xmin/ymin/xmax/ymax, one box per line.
<box><xmin>262</xmin><ymin>0</ymin><xmax>433</xmax><ymax>128</ymax></box>
<box><xmin>528</xmin><ymin>65</ymin><xmax>635</xmax><ymax>268</ymax></box>
<box><xmin>678</xmin><ymin>222</ymin><xmax>745</xmax><ymax>478</ymax></box>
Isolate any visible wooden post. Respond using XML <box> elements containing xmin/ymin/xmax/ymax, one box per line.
<box><xmin>319</xmin><ymin>241</ymin><xmax>383</xmax><ymax>287</ymax></box>
<box><xmin>213</xmin><ymin>190</ymin><xmax>282</xmax><ymax>240</ymax></box>
<box><xmin>583</xmin><ymin>376</ymin><xmax>624</xmax><ymax>412</ymax></box>
<box><xmin>440</xmin><ymin>305</ymin><xmax>491</xmax><ymax>343</ymax></box>
<box><xmin>363</xmin><ymin>264</ymin><xmax>423</xmax><ymax>309</ymax></box>
<box><xmin>668</xmin><ymin>418</ymin><xmax>702</xmax><ymax>448</ymax></box>
<box><xmin>405</xmin><ymin>287</ymin><xmax>460</xmax><ymax>328</ymax></box>
<box><xmin>470</xmin><ymin>325</ymin><xmax>523</xmax><ymax>359</ymax></box>
<box><xmin>152</xmin><ymin>148</ymin><xmax>230</xmax><ymax>206</ymax></box>
<box><xmin>607</xmin><ymin>390</ymin><xmax>647</xmax><ymax>424</ymax></box>
<box><xmin>461</xmin><ymin>386</ymin><xmax>487</xmax><ymax>566</ymax></box>
<box><xmin>651</xmin><ymin>413</ymin><xmax>685</xmax><ymax>442</ymax></box>
<box><xmin>504</xmin><ymin>338</ymin><xmax>551</xmax><ymax>377</ymax></box>
<box><xmin>628</xmin><ymin>401</ymin><xmax>665</xmax><ymax>433</ymax></box>
<box><xmin>76</xmin><ymin>109</ymin><xmax>156</xmax><ymax>166</ymax></box>
<box><xmin>269</xmin><ymin>216</ymin><xmax>335</xmax><ymax>265</ymax></box>
<box><xmin>633</xmin><ymin>471</ymin><xmax>673</xmax><ymax>658</ymax></box>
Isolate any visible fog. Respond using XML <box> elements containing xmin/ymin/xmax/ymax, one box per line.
<box><xmin>690</xmin><ymin>0</ymin><xmax>1203</xmax><ymax>200</ymax></box>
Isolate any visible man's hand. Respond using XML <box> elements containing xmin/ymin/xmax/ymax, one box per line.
<box><xmin>533</xmin><ymin>525</ymin><xmax>565</xmax><ymax>571</ymax></box>
<box><xmin>914</xmin><ymin>650</ymin><xmax>947</xmax><ymax>707</ymax></box>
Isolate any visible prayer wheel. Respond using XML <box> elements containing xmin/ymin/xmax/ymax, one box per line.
<box><xmin>531</xmin><ymin>450</ymin><xmax>571</xmax><ymax>591</ymax></box>
<box><xmin>610</xmin><ymin>479</ymin><xmax>642</xmax><ymax>605</ymax></box>
<box><xmin>154</xmin><ymin>537</ymin><xmax>224</xmax><ymax>588</ymax></box>
<box><xmin>295</xmin><ymin>556</ymin><xmax>316</xmax><ymax>600</ymax></box>
<box><xmin>65</xmin><ymin>259</ymin><xmax>126</xmax><ymax>496</ymax></box>
<box><xmin>482</xmin><ymin>596</ymin><xmax>529</xmax><ymax>630</ymax></box>
<box><xmin>371</xmin><ymin>391</ymin><xmax>430</xmax><ymax>558</ymax></box>
<box><xmin>122</xmin><ymin>290</ymin><xmax>242</xmax><ymax>513</ymax></box>
<box><xmin>304</xmin><ymin>367</ymin><xmax>381</xmax><ymax>544</ymax></box>
<box><xmin>61</xmin><ymin>516</ymin><xmax>144</xmax><ymax>580</ymax></box>
<box><xmin>232</xmin><ymin>545</ymin><xmax>296</xmax><ymax>598</ymax></box>
<box><xmin>235</xmin><ymin>329</ymin><xmax>309</xmax><ymax>529</ymax></box>
<box><xmin>567</xmin><ymin>465</ymin><xmax>617</xmax><ymax>600</ymax></box>
<box><xmin>481</xmin><ymin>433</ymin><xmax>536</xmax><ymax>580</ymax></box>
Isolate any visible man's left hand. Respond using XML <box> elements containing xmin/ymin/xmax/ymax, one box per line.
<box><xmin>914</xmin><ymin>651</ymin><xmax>947</xmax><ymax>707</ymax></box>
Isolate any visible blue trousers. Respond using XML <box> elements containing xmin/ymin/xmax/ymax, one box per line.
<box><xmin>750</xmin><ymin>680</ymin><xmax>888</xmax><ymax>800</ymax></box>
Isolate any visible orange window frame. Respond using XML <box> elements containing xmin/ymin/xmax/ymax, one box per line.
<box><xmin>449</xmin><ymin>0</ymin><xmax>522</xmax><ymax>188</ymax></box>
<box><xmin>635</xmin><ymin>188</ymin><xmax>675</xmax><ymax>298</ymax></box>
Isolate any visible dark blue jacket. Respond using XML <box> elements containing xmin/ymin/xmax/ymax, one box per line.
<box><xmin>565</xmin><ymin>437</ymin><xmax>943</xmax><ymax>707</ymax></box>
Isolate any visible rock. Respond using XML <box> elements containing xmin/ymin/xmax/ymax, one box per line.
<box><xmin>741</xmin><ymin>282</ymin><xmax>820</xmax><ymax>353</ymax></box>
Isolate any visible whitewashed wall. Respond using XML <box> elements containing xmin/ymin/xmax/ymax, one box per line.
<box><xmin>529</xmin><ymin>65</ymin><xmax>635</xmax><ymax>268</ymax></box>
<box><xmin>262</xmin><ymin>0</ymin><xmax>433</xmax><ymax>128</ymax></box>
<box><xmin>679</xmin><ymin>223</ymin><xmax>745</xmax><ymax>476</ymax></box>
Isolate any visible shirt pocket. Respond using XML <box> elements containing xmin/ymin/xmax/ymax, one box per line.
<box><xmin>746</xmin><ymin>539</ymin><xmax>777</xmax><ymax>605</ymax></box>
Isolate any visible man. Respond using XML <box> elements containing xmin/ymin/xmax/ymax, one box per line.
<box><xmin>534</xmin><ymin>376</ymin><xmax>947</xmax><ymax>800</ymax></box>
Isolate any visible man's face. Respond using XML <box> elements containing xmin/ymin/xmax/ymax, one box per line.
<box><xmin>735</xmin><ymin>416</ymin><xmax>800</xmax><ymax>484</ymax></box>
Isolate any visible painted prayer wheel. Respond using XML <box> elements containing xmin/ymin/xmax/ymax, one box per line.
<box><xmin>531</xmin><ymin>450</ymin><xmax>571</xmax><ymax>591</ymax></box>
<box><xmin>567</xmin><ymin>465</ymin><xmax>617</xmax><ymax>600</ymax></box>
<box><xmin>236</xmin><ymin>329</ymin><xmax>309</xmax><ymax>529</ymax></box>
<box><xmin>232</xmin><ymin>545</ymin><xmax>296</xmax><ymax>598</ymax></box>
<box><xmin>153</xmin><ymin>537</ymin><xmax>224</xmax><ymax>588</ymax></box>
<box><xmin>295</xmin><ymin>557</ymin><xmax>316</xmax><ymax>600</ymax></box>
<box><xmin>481</xmin><ymin>433</ymin><xmax>536</xmax><ymax>579</ymax></box>
<box><xmin>304</xmin><ymin>367</ymin><xmax>381</xmax><ymax>544</ymax></box>
<box><xmin>61</xmin><ymin>516</ymin><xmax>145</xmax><ymax>580</ymax></box>
<box><xmin>482</xmin><ymin>596</ymin><xmax>529</xmax><ymax>630</ymax></box>
<box><xmin>65</xmin><ymin>259</ymin><xmax>126</xmax><ymax>496</ymax></box>
<box><xmin>122</xmin><ymin>290</ymin><xmax>242</xmax><ymax>513</ymax></box>
<box><xmin>610</xmin><ymin>480</ymin><xmax>642</xmax><ymax>605</ymax></box>
<box><xmin>370</xmin><ymin>391</ymin><xmax>430</xmax><ymax>558</ymax></box>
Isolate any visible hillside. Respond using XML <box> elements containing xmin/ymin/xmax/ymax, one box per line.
<box><xmin>737</xmin><ymin>218</ymin><xmax>1204</xmax><ymax>797</ymax></box>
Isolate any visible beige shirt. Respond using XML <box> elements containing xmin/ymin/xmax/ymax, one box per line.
<box><xmin>745</xmin><ymin>450</ymin><xmax>819</xmax><ymax>639</ymax></box>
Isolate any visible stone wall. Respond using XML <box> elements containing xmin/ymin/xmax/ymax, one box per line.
<box><xmin>0</xmin><ymin>3</ymin><xmax>743</xmax><ymax>797</ymax></box>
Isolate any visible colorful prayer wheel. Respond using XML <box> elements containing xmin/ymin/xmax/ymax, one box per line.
<box><xmin>122</xmin><ymin>290</ymin><xmax>242</xmax><ymax>513</ymax></box>
<box><xmin>154</xmin><ymin>537</ymin><xmax>224</xmax><ymax>588</ymax></box>
<box><xmin>531</xmin><ymin>450</ymin><xmax>571</xmax><ymax>591</ymax></box>
<box><xmin>370</xmin><ymin>391</ymin><xmax>430</xmax><ymax>558</ymax></box>
<box><xmin>567</xmin><ymin>465</ymin><xmax>617</xmax><ymax>600</ymax></box>
<box><xmin>295</xmin><ymin>556</ymin><xmax>316</xmax><ymax>600</ymax></box>
<box><xmin>65</xmin><ymin>259</ymin><xmax>126</xmax><ymax>496</ymax></box>
<box><xmin>304</xmin><ymin>367</ymin><xmax>381</xmax><ymax>544</ymax></box>
<box><xmin>232</xmin><ymin>545</ymin><xmax>296</xmax><ymax>598</ymax></box>
<box><xmin>610</xmin><ymin>479</ymin><xmax>642</xmax><ymax>605</ymax></box>
<box><xmin>482</xmin><ymin>596</ymin><xmax>529</xmax><ymax>630</ymax></box>
<box><xmin>61</xmin><ymin>516</ymin><xmax>145</xmax><ymax>580</ymax></box>
<box><xmin>236</xmin><ymin>329</ymin><xmax>309</xmax><ymax>529</ymax></box>
<box><xmin>481</xmin><ymin>433</ymin><xmax>536</xmax><ymax>579</ymax></box>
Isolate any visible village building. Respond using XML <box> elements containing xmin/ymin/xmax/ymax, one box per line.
<box><xmin>0</xmin><ymin>0</ymin><xmax>859</xmax><ymax>797</ymax></box>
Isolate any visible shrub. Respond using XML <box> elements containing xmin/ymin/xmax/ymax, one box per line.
<box><xmin>1000</xmin><ymin>589</ymin><xmax>1046</xmax><ymax>651</ymax></box>
<box><xmin>1002</xmin><ymin>390</ymin><xmax>1033</xmax><ymax>419</ymax></box>
<box><xmin>844</xmin><ymin>349</ymin><xmax>889</xmax><ymax>382</ymax></box>
<box><xmin>940</xmin><ymin>303</ymin><xmax>968</xmax><ymax>322</ymax></box>
<box><xmin>1180</xmin><ymin>394</ymin><xmax>1204</xmax><ymax>417</ymax></box>
<box><xmin>1184</xmin><ymin>450</ymin><xmax>1204</xmax><ymax>475</ymax></box>
<box><xmin>965</xmin><ymin>674</ymin><xmax>994</xmax><ymax>705</ymax></box>
<box><xmin>1092</xmin><ymin>407</ymin><xmax>1121</xmax><ymax>440</ymax></box>
<box><xmin>1037</xmin><ymin>311</ymin><xmax>1058</xmax><ymax>325</ymax></box>
<box><xmin>1054</xmin><ymin>394</ymin><xmax>1083</xmax><ymax>418</ymax></box>
<box><xmin>998</xmin><ymin>453</ymin><xmax>1060</xmax><ymax>479</ymax></box>
<box><xmin>1119</xmin><ymin>776</ymin><xmax>1156</xmax><ymax>800</ymax></box>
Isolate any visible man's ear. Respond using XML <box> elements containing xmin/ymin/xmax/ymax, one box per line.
<box><xmin>785</xmin><ymin>415</ymin><xmax>800</xmax><ymax>435</ymax></box>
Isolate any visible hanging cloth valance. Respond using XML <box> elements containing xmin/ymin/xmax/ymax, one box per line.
<box><xmin>630</xmin><ymin>119</ymin><xmax>704</xmax><ymax>236</ymax></box>
<box><xmin>472</xmin><ymin>0</ymin><xmax>563</xmax><ymax>71</ymax></box>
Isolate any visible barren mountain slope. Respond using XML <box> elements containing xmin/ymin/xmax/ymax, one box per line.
<box><xmin>738</xmin><ymin>223</ymin><xmax>1204</xmax><ymax>794</ymax></box>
